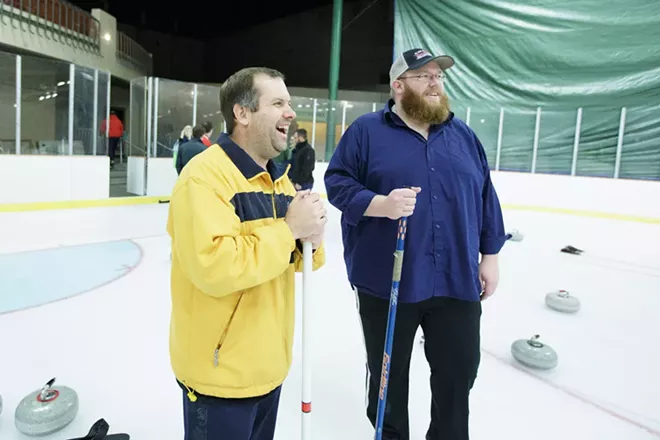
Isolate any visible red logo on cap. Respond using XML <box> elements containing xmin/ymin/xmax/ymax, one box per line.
<box><xmin>414</xmin><ymin>50</ymin><xmax>431</xmax><ymax>60</ymax></box>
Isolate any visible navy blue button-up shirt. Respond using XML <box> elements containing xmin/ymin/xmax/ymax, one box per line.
<box><xmin>324</xmin><ymin>100</ymin><xmax>509</xmax><ymax>303</ymax></box>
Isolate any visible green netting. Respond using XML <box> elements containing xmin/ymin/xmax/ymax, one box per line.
<box><xmin>394</xmin><ymin>0</ymin><xmax>660</xmax><ymax>180</ymax></box>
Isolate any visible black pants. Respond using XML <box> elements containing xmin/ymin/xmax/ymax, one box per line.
<box><xmin>108</xmin><ymin>137</ymin><xmax>119</xmax><ymax>162</ymax></box>
<box><xmin>355</xmin><ymin>289</ymin><xmax>482</xmax><ymax>440</ymax></box>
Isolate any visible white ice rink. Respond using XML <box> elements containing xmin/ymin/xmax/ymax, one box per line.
<box><xmin>0</xmin><ymin>201</ymin><xmax>659</xmax><ymax>440</ymax></box>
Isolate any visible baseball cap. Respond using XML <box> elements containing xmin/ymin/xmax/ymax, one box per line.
<box><xmin>389</xmin><ymin>48</ymin><xmax>455</xmax><ymax>85</ymax></box>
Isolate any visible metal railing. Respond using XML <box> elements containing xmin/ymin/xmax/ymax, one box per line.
<box><xmin>1</xmin><ymin>0</ymin><xmax>153</xmax><ymax>75</ymax></box>
<box><xmin>0</xmin><ymin>0</ymin><xmax>100</xmax><ymax>51</ymax></box>
<box><xmin>122</xmin><ymin>138</ymin><xmax>147</xmax><ymax>158</ymax></box>
<box><xmin>117</xmin><ymin>31</ymin><xmax>152</xmax><ymax>75</ymax></box>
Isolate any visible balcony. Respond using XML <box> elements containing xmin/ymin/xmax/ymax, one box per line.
<box><xmin>0</xmin><ymin>0</ymin><xmax>100</xmax><ymax>51</ymax></box>
<box><xmin>117</xmin><ymin>31</ymin><xmax>152</xmax><ymax>76</ymax></box>
<box><xmin>0</xmin><ymin>0</ymin><xmax>152</xmax><ymax>76</ymax></box>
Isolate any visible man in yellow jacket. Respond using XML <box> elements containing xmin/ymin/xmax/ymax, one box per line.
<box><xmin>167</xmin><ymin>66</ymin><xmax>327</xmax><ymax>440</ymax></box>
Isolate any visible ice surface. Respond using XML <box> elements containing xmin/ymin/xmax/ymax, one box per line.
<box><xmin>0</xmin><ymin>203</ymin><xmax>658</xmax><ymax>439</ymax></box>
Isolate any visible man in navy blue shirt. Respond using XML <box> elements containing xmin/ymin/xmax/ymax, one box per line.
<box><xmin>324</xmin><ymin>48</ymin><xmax>509</xmax><ymax>440</ymax></box>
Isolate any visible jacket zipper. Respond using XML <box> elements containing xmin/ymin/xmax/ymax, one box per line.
<box><xmin>271</xmin><ymin>187</ymin><xmax>277</xmax><ymax>219</ymax></box>
<box><xmin>213</xmin><ymin>294</ymin><xmax>243</xmax><ymax>367</ymax></box>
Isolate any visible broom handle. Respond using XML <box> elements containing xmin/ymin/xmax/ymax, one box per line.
<box><xmin>301</xmin><ymin>240</ymin><xmax>313</xmax><ymax>439</ymax></box>
<box><xmin>374</xmin><ymin>216</ymin><xmax>408</xmax><ymax>440</ymax></box>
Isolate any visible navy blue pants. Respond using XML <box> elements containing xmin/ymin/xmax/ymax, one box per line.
<box><xmin>182</xmin><ymin>384</ymin><xmax>282</xmax><ymax>440</ymax></box>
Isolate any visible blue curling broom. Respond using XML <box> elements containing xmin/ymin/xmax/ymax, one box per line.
<box><xmin>374</xmin><ymin>216</ymin><xmax>408</xmax><ymax>440</ymax></box>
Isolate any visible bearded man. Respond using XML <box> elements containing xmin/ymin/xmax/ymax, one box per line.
<box><xmin>324</xmin><ymin>49</ymin><xmax>509</xmax><ymax>440</ymax></box>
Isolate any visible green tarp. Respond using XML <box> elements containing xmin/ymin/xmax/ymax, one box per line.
<box><xmin>393</xmin><ymin>0</ymin><xmax>660</xmax><ymax>180</ymax></box>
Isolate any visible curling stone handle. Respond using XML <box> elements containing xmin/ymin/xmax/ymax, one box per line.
<box><xmin>39</xmin><ymin>378</ymin><xmax>57</xmax><ymax>400</ymax></box>
<box><xmin>528</xmin><ymin>334</ymin><xmax>544</xmax><ymax>348</ymax></box>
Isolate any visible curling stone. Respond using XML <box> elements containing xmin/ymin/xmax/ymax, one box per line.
<box><xmin>511</xmin><ymin>335</ymin><xmax>558</xmax><ymax>370</ymax></box>
<box><xmin>15</xmin><ymin>378</ymin><xmax>79</xmax><ymax>436</ymax></box>
<box><xmin>545</xmin><ymin>289</ymin><xmax>580</xmax><ymax>313</ymax></box>
<box><xmin>508</xmin><ymin>229</ymin><xmax>524</xmax><ymax>242</ymax></box>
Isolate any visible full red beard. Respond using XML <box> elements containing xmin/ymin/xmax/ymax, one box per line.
<box><xmin>400</xmin><ymin>87</ymin><xmax>450</xmax><ymax>125</ymax></box>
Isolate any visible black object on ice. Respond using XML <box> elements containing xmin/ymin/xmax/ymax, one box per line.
<box><xmin>67</xmin><ymin>418</ymin><xmax>130</xmax><ymax>440</ymax></box>
<box><xmin>561</xmin><ymin>245</ymin><xmax>584</xmax><ymax>255</ymax></box>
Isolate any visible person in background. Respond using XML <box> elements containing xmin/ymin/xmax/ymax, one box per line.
<box><xmin>178</xmin><ymin>125</ymin><xmax>193</xmax><ymax>145</ymax></box>
<box><xmin>201</xmin><ymin>120</ymin><xmax>214</xmax><ymax>147</ymax></box>
<box><xmin>167</xmin><ymin>66</ymin><xmax>327</xmax><ymax>440</ymax></box>
<box><xmin>175</xmin><ymin>124</ymin><xmax>207</xmax><ymax>175</ymax></box>
<box><xmin>100</xmin><ymin>110</ymin><xmax>124</xmax><ymax>168</ymax></box>
<box><xmin>324</xmin><ymin>48</ymin><xmax>509</xmax><ymax>440</ymax></box>
<box><xmin>172</xmin><ymin>125</ymin><xmax>193</xmax><ymax>170</ymax></box>
<box><xmin>288</xmin><ymin>128</ymin><xmax>315</xmax><ymax>191</ymax></box>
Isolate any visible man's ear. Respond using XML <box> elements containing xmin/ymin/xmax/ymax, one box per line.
<box><xmin>233</xmin><ymin>103</ymin><xmax>250</xmax><ymax>128</ymax></box>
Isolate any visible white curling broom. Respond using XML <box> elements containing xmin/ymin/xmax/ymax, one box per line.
<box><xmin>301</xmin><ymin>240</ymin><xmax>313</xmax><ymax>439</ymax></box>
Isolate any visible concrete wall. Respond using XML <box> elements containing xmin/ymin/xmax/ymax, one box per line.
<box><xmin>0</xmin><ymin>5</ymin><xmax>148</xmax><ymax>82</ymax></box>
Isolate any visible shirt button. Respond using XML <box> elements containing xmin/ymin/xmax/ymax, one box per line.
<box><xmin>430</xmin><ymin>167</ymin><xmax>435</xmax><ymax>171</ymax></box>
<box><xmin>435</xmin><ymin>224</ymin><xmax>440</xmax><ymax>229</ymax></box>
<box><xmin>433</xmin><ymin>195</ymin><xmax>438</xmax><ymax>200</ymax></box>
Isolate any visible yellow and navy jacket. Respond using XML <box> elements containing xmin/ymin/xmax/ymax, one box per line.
<box><xmin>166</xmin><ymin>132</ymin><xmax>326</xmax><ymax>400</ymax></box>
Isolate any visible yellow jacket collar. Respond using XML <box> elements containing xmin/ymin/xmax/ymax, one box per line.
<box><xmin>216</xmin><ymin>133</ymin><xmax>289</xmax><ymax>182</ymax></box>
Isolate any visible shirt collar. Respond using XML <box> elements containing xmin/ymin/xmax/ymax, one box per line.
<box><xmin>216</xmin><ymin>132</ymin><xmax>289</xmax><ymax>182</ymax></box>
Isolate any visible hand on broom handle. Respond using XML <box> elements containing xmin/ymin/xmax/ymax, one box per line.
<box><xmin>374</xmin><ymin>216</ymin><xmax>408</xmax><ymax>440</ymax></box>
<box><xmin>301</xmin><ymin>239</ymin><xmax>313</xmax><ymax>439</ymax></box>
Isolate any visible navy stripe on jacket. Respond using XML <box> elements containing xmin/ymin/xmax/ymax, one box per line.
<box><xmin>216</xmin><ymin>133</ymin><xmax>297</xmax><ymax>262</ymax></box>
<box><xmin>217</xmin><ymin>133</ymin><xmax>294</xmax><ymax>224</ymax></box>
<box><xmin>229</xmin><ymin>191</ymin><xmax>293</xmax><ymax>223</ymax></box>
<box><xmin>324</xmin><ymin>99</ymin><xmax>509</xmax><ymax>303</ymax></box>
